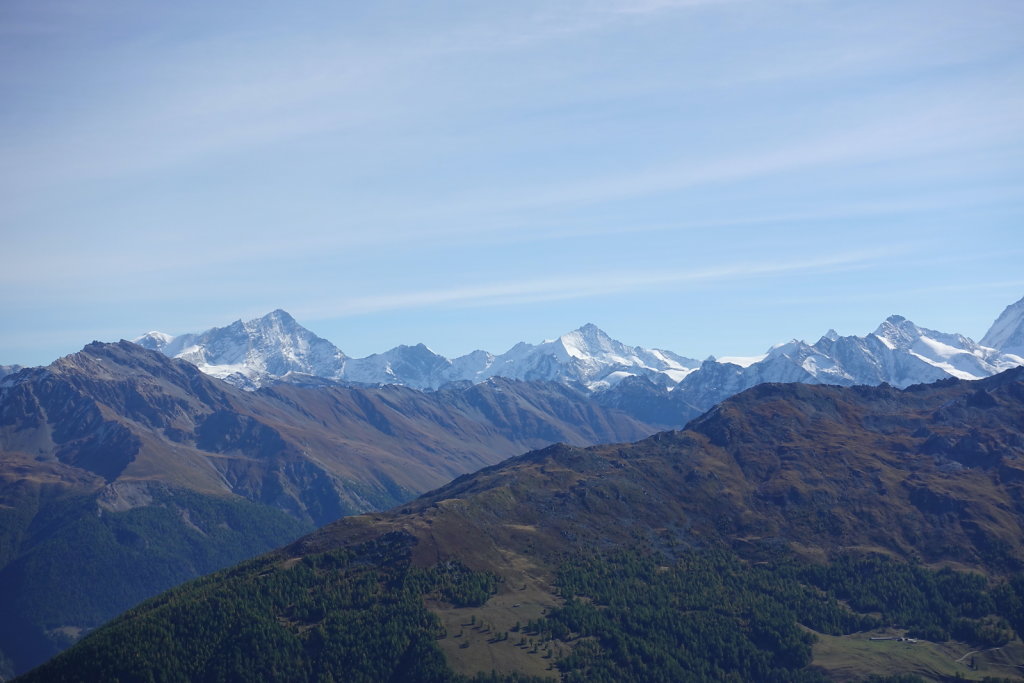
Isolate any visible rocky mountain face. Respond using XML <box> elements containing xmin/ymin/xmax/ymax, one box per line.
<box><xmin>25</xmin><ymin>367</ymin><xmax>1024</xmax><ymax>682</ymax></box>
<box><xmin>135</xmin><ymin>298</ymin><xmax>1024</xmax><ymax>414</ymax></box>
<box><xmin>0</xmin><ymin>341</ymin><xmax>656</xmax><ymax>676</ymax></box>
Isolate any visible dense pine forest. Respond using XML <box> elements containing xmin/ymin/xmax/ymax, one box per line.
<box><xmin>20</xmin><ymin>532</ymin><xmax>1024</xmax><ymax>682</ymax></box>
<box><xmin>533</xmin><ymin>550</ymin><xmax>1024</xmax><ymax>682</ymax></box>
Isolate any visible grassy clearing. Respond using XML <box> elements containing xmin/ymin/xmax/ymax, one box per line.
<box><xmin>433</xmin><ymin>600</ymin><xmax>563</xmax><ymax>680</ymax></box>
<box><xmin>811</xmin><ymin>629</ymin><xmax>1024</xmax><ymax>682</ymax></box>
<box><xmin>431</xmin><ymin>551</ymin><xmax>565</xmax><ymax>680</ymax></box>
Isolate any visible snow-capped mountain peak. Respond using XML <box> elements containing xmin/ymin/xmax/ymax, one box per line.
<box><xmin>466</xmin><ymin>323</ymin><xmax>701</xmax><ymax>391</ymax></box>
<box><xmin>134</xmin><ymin>310</ymin><xmax>347</xmax><ymax>388</ymax></box>
<box><xmin>558</xmin><ymin>323</ymin><xmax>617</xmax><ymax>357</ymax></box>
<box><xmin>871</xmin><ymin>314</ymin><xmax>979</xmax><ymax>361</ymax></box>
<box><xmin>871</xmin><ymin>314</ymin><xmax>923</xmax><ymax>349</ymax></box>
<box><xmin>134</xmin><ymin>331</ymin><xmax>175</xmax><ymax>352</ymax></box>
<box><xmin>342</xmin><ymin>343</ymin><xmax>452</xmax><ymax>390</ymax></box>
<box><xmin>982</xmin><ymin>296</ymin><xmax>1024</xmax><ymax>358</ymax></box>
<box><xmin>552</xmin><ymin>324</ymin><xmax>626</xmax><ymax>365</ymax></box>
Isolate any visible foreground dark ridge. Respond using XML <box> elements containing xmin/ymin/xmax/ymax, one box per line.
<box><xmin>20</xmin><ymin>368</ymin><xmax>1024</xmax><ymax>681</ymax></box>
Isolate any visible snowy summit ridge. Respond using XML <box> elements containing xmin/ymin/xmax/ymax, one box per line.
<box><xmin>134</xmin><ymin>297</ymin><xmax>1024</xmax><ymax>410</ymax></box>
<box><xmin>458</xmin><ymin>322</ymin><xmax>700</xmax><ymax>391</ymax></box>
<box><xmin>668</xmin><ymin>308</ymin><xmax>1022</xmax><ymax>415</ymax></box>
<box><xmin>135</xmin><ymin>316</ymin><xmax>699</xmax><ymax>391</ymax></box>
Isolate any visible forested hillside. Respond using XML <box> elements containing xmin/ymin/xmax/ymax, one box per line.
<box><xmin>21</xmin><ymin>368</ymin><xmax>1024</xmax><ymax>681</ymax></box>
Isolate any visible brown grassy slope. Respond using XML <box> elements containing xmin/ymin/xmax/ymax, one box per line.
<box><xmin>296</xmin><ymin>367</ymin><xmax>1024</xmax><ymax>574</ymax></box>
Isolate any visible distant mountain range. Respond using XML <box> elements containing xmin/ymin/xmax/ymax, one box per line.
<box><xmin>134</xmin><ymin>311</ymin><xmax>701</xmax><ymax>392</ymax></box>
<box><xmin>134</xmin><ymin>296</ymin><xmax>1024</xmax><ymax>406</ymax></box>
<box><xmin>24</xmin><ymin>365</ymin><xmax>1024</xmax><ymax>682</ymax></box>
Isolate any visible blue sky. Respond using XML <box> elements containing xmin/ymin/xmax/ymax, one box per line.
<box><xmin>2</xmin><ymin>0</ymin><xmax>1022</xmax><ymax>366</ymax></box>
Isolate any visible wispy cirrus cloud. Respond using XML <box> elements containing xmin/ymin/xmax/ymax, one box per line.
<box><xmin>295</xmin><ymin>248</ymin><xmax>896</xmax><ymax>320</ymax></box>
<box><xmin>1</xmin><ymin>1</ymin><xmax>1021</xmax><ymax>367</ymax></box>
